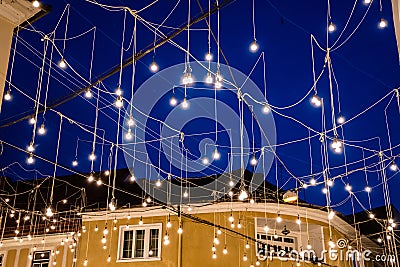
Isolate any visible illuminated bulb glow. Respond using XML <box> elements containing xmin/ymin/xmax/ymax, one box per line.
<box><xmin>177</xmin><ymin>226</ymin><xmax>183</xmax><ymax>234</ymax></box>
<box><xmin>249</xmin><ymin>40</ymin><xmax>259</xmax><ymax>52</ymax></box>
<box><xmin>29</xmin><ymin>116</ymin><xmax>36</xmax><ymax>124</ymax></box>
<box><xmin>104</xmin><ymin>170</ymin><xmax>110</xmax><ymax>176</ymax></box>
<box><xmin>27</xmin><ymin>155</ymin><xmax>34</xmax><ymax>164</ymax></box>
<box><xmin>237</xmin><ymin>221</ymin><xmax>242</xmax><ymax>229</ymax></box>
<box><xmin>250</xmin><ymin>156</ymin><xmax>258</xmax><ymax>166</ymax></box>
<box><xmin>169</xmin><ymin>96</ymin><xmax>178</xmax><ymax>106</ymax></box>
<box><xmin>223</xmin><ymin>247</ymin><xmax>228</xmax><ymax>254</ymax></box>
<box><xmin>58</xmin><ymin>58</ymin><xmax>67</xmax><ymax>69</ymax></box>
<box><xmin>389</xmin><ymin>161</ymin><xmax>398</xmax><ymax>171</ymax></box>
<box><xmin>276</xmin><ymin>215</ymin><xmax>282</xmax><ymax>223</ymax></box>
<box><xmin>156</xmin><ymin>179</ymin><xmax>161</xmax><ymax>187</ymax></box>
<box><xmin>27</xmin><ymin>143</ymin><xmax>35</xmax><ymax>152</ymax></box>
<box><xmin>389</xmin><ymin>218</ymin><xmax>394</xmax><ymax>224</ymax></box>
<box><xmin>205</xmin><ymin>72</ymin><xmax>213</xmax><ymax>84</ymax></box>
<box><xmin>310</xmin><ymin>95</ymin><xmax>322</xmax><ymax>107</ymax></box>
<box><xmin>262</xmin><ymin>104</ymin><xmax>271</xmax><ymax>114</ymax></box>
<box><xmin>181</xmin><ymin>98</ymin><xmax>189</xmax><ymax>109</ymax></box>
<box><xmin>238</xmin><ymin>190</ymin><xmax>248</xmax><ymax>201</ymax></box>
<box><xmin>228</xmin><ymin>191</ymin><xmax>233</xmax><ymax>197</ymax></box>
<box><xmin>130</xmin><ymin>175</ymin><xmax>136</xmax><ymax>182</ymax></box>
<box><xmin>212</xmin><ymin>148</ymin><xmax>220</xmax><ymax>160</ymax></box>
<box><xmin>4</xmin><ymin>91</ymin><xmax>11</xmax><ymax>101</ymax></box>
<box><xmin>84</xmin><ymin>90</ymin><xmax>92</xmax><ymax>98</ymax></box>
<box><xmin>127</xmin><ymin>117</ymin><xmax>135</xmax><ymax>126</ymax></box>
<box><xmin>328</xmin><ymin>22</ymin><xmax>336</xmax><ymax>32</ymax></box>
<box><xmin>46</xmin><ymin>207</ymin><xmax>53</xmax><ymax>217</ymax></box>
<box><xmin>96</xmin><ymin>179</ymin><xmax>103</xmax><ymax>186</ymax></box>
<box><xmin>328</xmin><ymin>211</ymin><xmax>335</xmax><ymax>220</ymax></box>
<box><xmin>328</xmin><ymin>240</ymin><xmax>336</xmax><ymax>248</ymax></box>
<box><xmin>38</xmin><ymin>124</ymin><xmax>46</xmax><ymax>135</ymax></box>
<box><xmin>212</xmin><ymin>252</ymin><xmax>217</xmax><ymax>259</ymax></box>
<box><xmin>345</xmin><ymin>184</ymin><xmax>352</xmax><ymax>192</ymax></box>
<box><xmin>150</xmin><ymin>61</ymin><xmax>159</xmax><ymax>72</ymax></box>
<box><xmin>263</xmin><ymin>224</ymin><xmax>269</xmax><ymax>233</ymax></box>
<box><xmin>115</xmin><ymin>96</ymin><xmax>123</xmax><ymax>108</ymax></box>
<box><xmin>183</xmin><ymin>190</ymin><xmax>188</xmax><ymax>198</ymax></box>
<box><xmin>377</xmin><ymin>238</ymin><xmax>382</xmax><ymax>243</ymax></box>
<box><xmin>250</xmin><ymin>198</ymin><xmax>255</xmax><ymax>204</ymax></box>
<box><xmin>307</xmin><ymin>244</ymin><xmax>312</xmax><ymax>250</ymax></box>
<box><xmin>243</xmin><ymin>255</ymin><xmax>248</xmax><ymax>261</ymax></box>
<box><xmin>125</xmin><ymin>128</ymin><xmax>132</xmax><ymax>140</ymax></box>
<box><xmin>32</xmin><ymin>0</ymin><xmax>40</xmax><ymax>7</ymax></box>
<box><xmin>337</xmin><ymin>115</ymin><xmax>345</xmax><ymax>124</ymax></box>
<box><xmin>296</xmin><ymin>218</ymin><xmax>301</xmax><ymax>225</ymax></box>
<box><xmin>229</xmin><ymin>180</ymin><xmax>234</xmax><ymax>187</ymax></box>
<box><xmin>88</xmin><ymin>174</ymin><xmax>94</xmax><ymax>182</ymax></box>
<box><xmin>202</xmin><ymin>157</ymin><xmax>209</xmax><ymax>165</ymax></box>
<box><xmin>327</xmin><ymin>179</ymin><xmax>334</xmax><ymax>187</ymax></box>
<box><xmin>205</xmin><ymin>53</ymin><xmax>213</xmax><ymax>61</ymax></box>
<box><xmin>228</xmin><ymin>214</ymin><xmax>234</xmax><ymax>222</ymax></box>
<box><xmin>364</xmin><ymin>0</ymin><xmax>371</xmax><ymax>3</ymax></box>
<box><xmin>365</xmin><ymin>186</ymin><xmax>372</xmax><ymax>193</ymax></box>
<box><xmin>89</xmin><ymin>153</ymin><xmax>96</xmax><ymax>161</ymax></box>
<box><xmin>115</xmin><ymin>87</ymin><xmax>122</xmax><ymax>96</ymax></box>
<box><xmin>379</xmin><ymin>18</ymin><xmax>388</xmax><ymax>29</ymax></box>
<box><xmin>369</xmin><ymin>213</ymin><xmax>375</xmax><ymax>219</ymax></box>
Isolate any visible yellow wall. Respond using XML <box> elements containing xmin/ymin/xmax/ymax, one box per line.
<box><xmin>78</xmin><ymin>210</ymin><xmax>364</xmax><ymax>267</ymax></box>
<box><xmin>5</xmin><ymin>249</ymin><xmax>16</xmax><ymax>267</ymax></box>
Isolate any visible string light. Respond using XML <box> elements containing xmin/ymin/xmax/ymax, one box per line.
<box><xmin>182</xmin><ymin>67</ymin><xmax>193</xmax><ymax>85</ymax></box>
<box><xmin>256</xmin><ymin>260</ymin><xmax>260</xmax><ymax>266</ymax></box>
<box><xmin>108</xmin><ymin>198</ymin><xmax>116</xmax><ymax>211</ymax></box>
<box><xmin>38</xmin><ymin>123</ymin><xmax>46</xmax><ymax>135</ymax></box>
<box><xmin>177</xmin><ymin>223</ymin><xmax>183</xmax><ymax>234</ymax></box>
<box><xmin>249</xmin><ymin>39</ymin><xmax>259</xmax><ymax>52</ymax></box>
<box><xmin>377</xmin><ymin>237</ymin><xmax>382</xmax><ymax>243</ymax></box>
<box><xmin>212</xmin><ymin>252</ymin><xmax>217</xmax><ymax>259</ymax></box>
<box><xmin>237</xmin><ymin>220</ymin><xmax>242</xmax><ymax>229</ymax></box>
<box><xmin>327</xmin><ymin>179</ymin><xmax>334</xmax><ymax>187</ymax></box>
<box><xmin>228</xmin><ymin>213</ymin><xmax>234</xmax><ymax>222</ymax></box>
<box><xmin>328</xmin><ymin>211</ymin><xmax>335</xmax><ymax>220</ymax></box>
<box><xmin>345</xmin><ymin>184</ymin><xmax>352</xmax><ymax>192</ymax></box>
<box><xmin>205</xmin><ymin>53</ymin><xmax>213</xmax><ymax>61</ymax></box>
<box><xmin>250</xmin><ymin>155</ymin><xmax>258</xmax><ymax>166</ymax></box>
<box><xmin>183</xmin><ymin>190</ymin><xmax>189</xmax><ymax>198</ymax></box>
<box><xmin>213</xmin><ymin>234</ymin><xmax>220</xmax><ymax>245</ymax></box>
<box><xmin>223</xmin><ymin>245</ymin><xmax>228</xmax><ymax>254</ymax></box>
<box><xmin>4</xmin><ymin>90</ymin><xmax>11</xmax><ymax>101</ymax></box>
<box><xmin>32</xmin><ymin>0</ymin><xmax>40</xmax><ymax>8</ymax></box>
<box><xmin>146</xmin><ymin>196</ymin><xmax>152</xmax><ymax>203</ymax></box>
<box><xmin>84</xmin><ymin>89</ymin><xmax>92</xmax><ymax>98</ymax></box>
<box><xmin>101</xmin><ymin>236</ymin><xmax>106</xmax><ymax>244</ymax></box>
<box><xmin>169</xmin><ymin>96</ymin><xmax>178</xmax><ymax>106</ymax></box>
<box><xmin>115</xmin><ymin>96</ymin><xmax>123</xmax><ymax>108</ymax></box>
<box><xmin>389</xmin><ymin>218</ymin><xmax>394</xmax><ymax>224</ymax></box>
<box><xmin>104</xmin><ymin>170</ymin><xmax>110</xmax><ymax>176</ymax></box>
<box><xmin>29</xmin><ymin>116</ymin><xmax>36</xmax><ymax>124</ymax></box>
<box><xmin>202</xmin><ymin>157</ymin><xmax>209</xmax><ymax>165</ymax></box>
<box><xmin>331</xmin><ymin>137</ymin><xmax>343</xmax><ymax>153</ymax></box>
<box><xmin>115</xmin><ymin>87</ymin><xmax>122</xmax><ymax>96</ymax></box>
<box><xmin>307</xmin><ymin>244</ymin><xmax>312</xmax><ymax>250</ymax></box>
<box><xmin>243</xmin><ymin>254</ymin><xmax>248</xmax><ymax>261</ymax></box>
<box><xmin>379</xmin><ymin>18</ymin><xmax>388</xmax><ymax>29</ymax></box>
<box><xmin>296</xmin><ymin>216</ymin><xmax>301</xmax><ymax>225</ymax></box>
<box><xmin>363</xmin><ymin>0</ymin><xmax>371</xmax><ymax>4</ymax></box>
<box><xmin>245</xmin><ymin>241</ymin><xmax>250</xmax><ymax>249</ymax></box>
<box><xmin>369</xmin><ymin>213</ymin><xmax>375</xmax><ymax>219</ymax></box>
<box><xmin>27</xmin><ymin>142</ymin><xmax>35</xmax><ymax>152</ymax></box>
<box><xmin>337</xmin><ymin>115</ymin><xmax>345</xmax><ymax>124</ymax></box>
<box><xmin>263</xmin><ymin>224</ymin><xmax>269</xmax><ymax>233</ymax></box>
<box><xmin>156</xmin><ymin>179</ymin><xmax>161</xmax><ymax>187</ymax></box>
<box><xmin>125</xmin><ymin>128</ymin><xmax>132</xmax><ymax>140</ymax></box>
<box><xmin>205</xmin><ymin>72</ymin><xmax>213</xmax><ymax>84</ymax></box>
<box><xmin>181</xmin><ymin>98</ymin><xmax>189</xmax><ymax>109</ymax></box>
<box><xmin>365</xmin><ymin>186</ymin><xmax>372</xmax><ymax>193</ymax></box>
<box><xmin>139</xmin><ymin>216</ymin><xmax>143</xmax><ymax>225</ymax></box>
<box><xmin>328</xmin><ymin>240</ymin><xmax>336</xmax><ymax>248</ymax></box>
<box><xmin>262</xmin><ymin>104</ymin><xmax>271</xmax><ymax>114</ymax></box>
<box><xmin>46</xmin><ymin>207</ymin><xmax>53</xmax><ymax>217</ymax></box>
<box><xmin>229</xmin><ymin>180</ymin><xmax>234</xmax><ymax>187</ymax></box>
<box><xmin>89</xmin><ymin>153</ymin><xmax>96</xmax><ymax>161</ymax></box>
<box><xmin>58</xmin><ymin>58</ymin><xmax>67</xmax><ymax>69</ymax></box>
<box><xmin>238</xmin><ymin>189</ymin><xmax>248</xmax><ymax>200</ymax></box>
<box><xmin>215</xmin><ymin>70</ymin><xmax>223</xmax><ymax>89</ymax></box>
<box><xmin>96</xmin><ymin>179</ymin><xmax>103</xmax><ymax>186</ymax></box>
<box><xmin>310</xmin><ymin>95</ymin><xmax>322</xmax><ymax>107</ymax></box>
<box><xmin>212</xmin><ymin>148</ymin><xmax>220</xmax><ymax>160</ymax></box>
<box><xmin>130</xmin><ymin>175</ymin><xmax>136</xmax><ymax>182</ymax></box>
<box><xmin>87</xmin><ymin>173</ymin><xmax>94</xmax><ymax>182</ymax></box>
<box><xmin>276</xmin><ymin>213</ymin><xmax>282</xmax><ymax>223</ymax></box>
<box><xmin>27</xmin><ymin>154</ymin><xmax>34</xmax><ymax>164</ymax></box>
<box><xmin>249</xmin><ymin>198</ymin><xmax>255</xmax><ymax>204</ymax></box>
<box><xmin>94</xmin><ymin>225</ymin><xmax>98</xmax><ymax>232</ymax></box>
<box><xmin>328</xmin><ymin>22</ymin><xmax>336</xmax><ymax>32</ymax></box>
<box><xmin>150</xmin><ymin>61</ymin><xmax>159</xmax><ymax>72</ymax></box>
<box><xmin>217</xmin><ymin>228</ymin><xmax>222</xmax><ymax>235</ymax></box>
<box><xmin>107</xmin><ymin>256</ymin><xmax>111</xmax><ymax>263</ymax></box>
<box><xmin>389</xmin><ymin>161</ymin><xmax>398</xmax><ymax>171</ymax></box>
<box><xmin>127</xmin><ymin>116</ymin><xmax>135</xmax><ymax>126</ymax></box>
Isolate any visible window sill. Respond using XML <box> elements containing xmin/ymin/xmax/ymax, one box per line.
<box><xmin>116</xmin><ymin>257</ymin><xmax>161</xmax><ymax>263</ymax></box>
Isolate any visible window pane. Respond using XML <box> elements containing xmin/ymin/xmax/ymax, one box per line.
<box><xmin>149</xmin><ymin>228</ymin><xmax>159</xmax><ymax>257</ymax></box>
<box><xmin>134</xmin><ymin>230</ymin><xmax>145</xmax><ymax>258</ymax></box>
<box><xmin>123</xmin><ymin>230</ymin><xmax>134</xmax><ymax>258</ymax></box>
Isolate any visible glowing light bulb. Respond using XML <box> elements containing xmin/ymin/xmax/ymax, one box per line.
<box><xmin>237</xmin><ymin>220</ymin><xmax>242</xmax><ymax>229</ymax></box>
<box><xmin>256</xmin><ymin>260</ymin><xmax>260</xmax><ymax>266</ymax></box>
<box><xmin>264</xmin><ymin>224</ymin><xmax>269</xmax><ymax>233</ymax></box>
<box><xmin>108</xmin><ymin>199</ymin><xmax>116</xmax><ymax>211</ymax></box>
<box><xmin>303</xmin><ymin>183</ymin><xmax>308</xmax><ymax>189</ymax></box>
<box><xmin>169</xmin><ymin>96</ymin><xmax>178</xmax><ymax>106</ymax></box>
<box><xmin>229</xmin><ymin>213</ymin><xmax>234</xmax><ymax>222</ymax></box>
<box><xmin>276</xmin><ymin>214</ymin><xmax>282</xmax><ymax>223</ymax></box>
<box><xmin>364</xmin><ymin>0</ymin><xmax>371</xmax><ymax>4</ymax></box>
<box><xmin>310</xmin><ymin>95</ymin><xmax>322</xmax><ymax>107</ymax></box>
<box><xmin>127</xmin><ymin>116</ymin><xmax>135</xmax><ymax>126</ymax></box>
<box><xmin>84</xmin><ymin>89</ymin><xmax>92</xmax><ymax>98</ymax></box>
<box><xmin>214</xmin><ymin>235</ymin><xmax>219</xmax><ymax>245</ymax></box>
<box><xmin>58</xmin><ymin>58</ymin><xmax>67</xmax><ymax>69</ymax></box>
<box><xmin>217</xmin><ymin>228</ymin><xmax>222</xmax><ymax>235</ymax></box>
<box><xmin>245</xmin><ymin>242</ymin><xmax>250</xmax><ymax>249</ymax></box>
<box><xmin>107</xmin><ymin>256</ymin><xmax>111</xmax><ymax>263</ymax></box>
<box><xmin>327</xmin><ymin>179</ymin><xmax>334</xmax><ymax>187</ymax></box>
<box><xmin>28</xmin><ymin>253</ymin><xmax>32</xmax><ymax>260</ymax></box>
<box><xmin>262</xmin><ymin>104</ymin><xmax>271</xmax><ymax>114</ymax></box>
<box><xmin>337</xmin><ymin>115</ymin><xmax>345</xmax><ymax>124</ymax></box>
<box><xmin>296</xmin><ymin>217</ymin><xmax>301</xmax><ymax>225</ymax></box>
<box><xmin>89</xmin><ymin>153</ymin><xmax>96</xmax><ymax>161</ymax></box>
<box><xmin>228</xmin><ymin>191</ymin><xmax>233</xmax><ymax>197</ymax></box>
<box><xmin>4</xmin><ymin>90</ymin><xmax>11</xmax><ymax>101</ymax></box>
<box><xmin>125</xmin><ymin>128</ymin><xmax>132</xmax><ymax>140</ymax></box>
<box><xmin>101</xmin><ymin>236</ymin><xmax>106</xmax><ymax>244</ymax></box>
<box><xmin>379</xmin><ymin>18</ymin><xmax>388</xmax><ymax>29</ymax></box>
<box><xmin>229</xmin><ymin>180</ymin><xmax>234</xmax><ymax>187</ymax></box>
<box><xmin>181</xmin><ymin>98</ymin><xmax>189</xmax><ymax>109</ymax></box>
<box><xmin>369</xmin><ymin>213</ymin><xmax>375</xmax><ymax>219</ymax></box>
<box><xmin>87</xmin><ymin>174</ymin><xmax>94</xmax><ymax>182</ymax></box>
<box><xmin>328</xmin><ymin>240</ymin><xmax>335</xmax><ymax>248</ymax></box>
<box><xmin>27</xmin><ymin>154</ymin><xmax>34</xmax><ymax>164</ymax></box>
<box><xmin>212</xmin><ymin>148</ymin><xmax>220</xmax><ymax>160</ymax></box>
<box><xmin>249</xmin><ymin>40</ymin><xmax>259</xmax><ymax>52</ymax></box>
<box><xmin>130</xmin><ymin>175</ymin><xmax>136</xmax><ymax>182</ymax></box>
<box><xmin>389</xmin><ymin>161</ymin><xmax>398</xmax><ymax>171</ymax></box>
<box><xmin>250</xmin><ymin>198</ymin><xmax>255</xmax><ymax>204</ymax></box>
<box><xmin>177</xmin><ymin>225</ymin><xmax>183</xmax><ymax>234</ymax></box>
<box><xmin>223</xmin><ymin>246</ymin><xmax>228</xmax><ymax>254</ymax></box>
<box><xmin>164</xmin><ymin>237</ymin><xmax>170</xmax><ymax>245</ymax></box>
<box><xmin>94</xmin><ymin>225</ymin><xmax>99</xmax><ymax>232</ymax></box>
<box><xmin>32</xmin><ymin>0</ymin><xmax>40</xmax><ymax>7</ymax></box>
<box><xmin>83</xmin><ymin>259</ymin><xmax>88</xmax><ymax>266</ymax></box>
<box><xmin>150</xmin><ymin>61</ymin><xmax>159</xmax><ymax>72</ymax></box>
<box><xmin>250</xmin><ymin>156</ymin><xmax>258</xmax><ymax>166</ymax></box>
<box><xmin>307</xmin><ymin>244</ymin><xmax>312</xmax><ymax>250</ymax></box>
<box><xmin>392</xmin><ymin>222</ymin><xmax>396</xmax><ymax>228</ymax></box>
<box><xmin>27</xmin><ymin>142</ymin><xmax>35</xmax><ymax>152</ymax></box>
<box><xmin>377</xmin><ymin>237</ymin><xmax>382</xmax><ymax>243</ymax></box>
<box><xmin>46</xmin><ymin>207</ymin><xmax>53</xmax><ymax>217</ymax></box>
<box><xmin>345</xmin><ymin>184</ymin><xmax>352</xmax><ymax>192</ymax></box>
<box><xmin>96</xmin><ymin>179</ymin><xmax>103</xmax><ymax>186</ymax></box>
<box><xmin>205</xmin><ymin>72</ymin><xmax>213</xmax><ymax>84</ymax></box>
<box><xmin>238</xmin><ymin>189</ymin><xmax>248</xmax><ymax>201</ymax></box>
<box><xmin>167</xmin><ymin>221</ymin><xmax>172</xmax><ymax>228</ymax></box>
<box><xmin>156</xmin><ymin>179</ymin><xmax>161</xmax><ymax>187</ymax></box>
<box><xmin>104</xmin><ymin>170</ymin><xmax>110</xmax><ymax>176</ymax></box>
<box><xmin>331</xmin><ymin>138</ymin><xmax>342</xmax><ymax>151</ymax></box>
<box><xmin>365</xmin><ymin>186</ymin><xmax>371</xmax><ymax>193</ymax></box>
<box><xmin>243</xmin><ymin>254</ymin><xmax>248</xmax><ymax>261</ymax></box>
<box><xmin>328</xmin><ymin>22</ymin><xmax>336</xmax><ymax>32</ymax></box>
<box><xmin>183</xmin><ymin>190</ymin><xmax>188</xmax><ymax>198</ymax></box>
<box><xmin>115</xmin><ymin>87</ymin><xmax>122</xmax><ymax>96</ymax></box>
<box><xmin>205</xmin><ymin>52</ymin><xmax>213</xmax><ymax>61</ymax></box>
<box><xmin>182</xmin><ymin>72</ymin><xmax>193</xmax><ymax>85</ymax></box>
<box><xmin>310</xmin><ymin>178</ymin><xmax>316</xmax><ymax>185</ymax></box>
<box><xmin>29</xmin><ymin>116</ymin><xmax>36</xmax><ymax>124</ymax></box>
<box><xmin>328</xmin><ymin>211</ymin><xmax>335</xmax><ymax>220</ymax></box>
<box><xmin>146</xmin><ymin>196</ymin><xmax>152</xmax><ymax>203</ymax></box>
<box><xmin>115</xmin><ymin>96</ymin><xmax>123</xmax><ymax>108</ymax></box>
<box><xmin>215</xmin><ymin>80</ymin><xmax>222</xmax><ymax>89</ymax></box>
<box><xmin>389</xmin><ymin>218</ymin><xmax>394</xmax><ymax>224</ymax></box>
<box><xmin>38</xmin><ymin>123</ymin><xmax>46</xmax><ymax>135</ymax></box>
<box><xmin>139</xmin><ymin>217</ymin><xmax>143</xmax><ymax>225</ymax></box>
<box><xmin>202</xmin><ymin>157</ymin><xmax>209</xmax><ymax>165</ymax></box>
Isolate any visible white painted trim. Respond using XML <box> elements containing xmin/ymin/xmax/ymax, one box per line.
<box><xmin>13</xmin><ymin>249</ymin><xmax>19</xmax><ymax>267</ymax></box>
<box><xmin>0</xmin><ymin>251</ymin><xmax>7</xmax><ymax>267</ymax></box>
<box><xmin>61</xmin><ymin>242</ymin><xmax>68</xmax><ymax>267</ymax></box>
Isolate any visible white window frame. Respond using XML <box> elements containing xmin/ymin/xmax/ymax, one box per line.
<box><xmin>31</xmin><ymin>250</ymin><xmax>51</xmax><ymax>267</ymax></box>
<box><xmin>0</xmin><ymin>252</ymin><xmax>5</xmax><ymax>267</ymax></box>
<box><xmin>117</xmin><ymin>223</ymin><xmax>162</xmax><ymax>262</ymax></box>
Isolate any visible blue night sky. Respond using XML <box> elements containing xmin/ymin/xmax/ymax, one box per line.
<box><xmin>0</xmin><ymin>0</ymin><xmax>400</xmax><ymax>215</ymax></box>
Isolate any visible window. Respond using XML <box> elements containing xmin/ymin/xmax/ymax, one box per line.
<box><xmin>256</xmin><ymin>233</ymin><xmax>297</xmax><ymax>257</ymax></box>
<box><xmin>0</xmin><ymin>254</ymin><xmax>4</xmax><ymax>267</ymax></box>
<box><xmin>31</xmin><ymin>251</ymin><xmax>51</xmax><ymax>267</ymax></box>
<box><xmin>118</xmin><ymin>223</ymin><xmax>162</xmax><ymax>261</ymax></box>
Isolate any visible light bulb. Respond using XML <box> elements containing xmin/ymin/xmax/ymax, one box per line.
<box><xmin>214</xmin><ymin>236</ymin><xmax>219</xmax><ymax>245</ymax></box>
<box><xmin>115</xmin><ymin>96</ymin><xmax>123</xmax><ymax>108</ymax></box>
<box><xmin>331</xmin><ymin>138</ymin><xmax>342</xmax><ymax>150</ymax></box>
<box><xmin>229</xmin><ymin>180</ymin><xmax>234</xmax><ymax>187</ymax></box>
<box><xmin>364</xmin><ymin>0</ymin><xmax>371</xmax><ymax>4</ymax></box>
<box><xmin>276</xmin><ymin>215</ymin><xmax>282</xmax><ymax>223</ymax></box>
<box><xmin>263</xmin><ymin>224</ymin><xmax>269</xmax><ymax>233</ymax></box>
<box><xmin>302</xmin><ymin>183</ymin><xmax>308</xmax><ymax>189</ymax></box>
<box><xmin>83</xmin><ymin>259</ymin><xmax>88</xmax><ymax>266</ymax></box>
<box><xmin>215</xmin><ymin>80</ymin><xmax>222</xmax><ymax>89</ymax></box>
<box><xmin>243</xmin><ymin>254</ymin><xmax>248</xmax><ymax>261</ymax></box>
<box><xmin>262</xmin><ymin>104</ymin><xmax>271</xmax><ymax>114</ymax></box>
<box><xmin>328</xmin><ymin>211</ymin><xmax>335</xmax><ymax>220</ymax></box>
<box><xmin>156</xmin><ymin>179</ymin><xmax>161</xmax><ymax>187</ymax></box>
<box><xmin>125</xmin><ymin>128</ymin><xmax>132</xmax><ymax>140</ymax></box>
<box><xmin>58</xmin><ymin>58</ymin><xmax>67</xmax><ymax>69</ymax></box>
<box><xmin>256</xmin><ymin>260</ymin><xmax>260</xmax><ymax>266</ymax></box>
<box><xmin>183</xmin><ymin>190</ymin><xmax>188</xmax><ymax>198</ymax></box>
<box><xmin>296</xmin><ymin>217</ymin><xmax>301</xmax><ymax>225</ymax></box>
<box><xmin>115</xmin><ymin>87</ymin><xmax>122</xmax><ymax>96</ymax></box>
<box><xmin>245</xmin><ymin>242</ymin><xmax>250</xmax><ymax>249</ymax></box>
<box><xmin>389</xmin><ymin>161</ymin><xmax>398</xmax><ymax>171</ymax></box>
<box><xmin>146</xmin><ymin>196</ymin><xmax>152</xmax><ymax>203</ymax></box>
<box><xmin>337</xmin><ymin>115</ymin><xmax>345</xmax><ymax>124</ymax></box>
<box><xmin>392</xmin><ymin>222</ymin><xmax>396</xmax><ymax>228</ymax></box>
<box><xmin>229</xmin><ymin>213</ymin><xmax>234</xmax><ymax>222</ymax></box>
<box><xmin>205</xmin><ymin>53</ymin><xmax>213</xmax><ymax>61</ymax></box>
<box><xmin>103</xmin><ymin>227</ymin><xmax>109</xmax><ymax>235</ymax></box>
<box><xmin>307</xmin><ymin>244</ymin><xmax>312</xmax><ymax>250</ymax></box>
<box><xmin>38</xmin><ymin>123</ymin><xmax>46</xmax><ymax>135</ymax></box>
<box><xmin>181</xmin><ymin>98</ymin><xmax>189</xmax><ymax>109</ymax></box>
<box><xmin>310</xmin><ymin>95</ymin><xmax>322</xmax><ymax>107</ymax></box>
<box><xmin>169</xmin><ymin>96</ymin><xmax>178</xmax><ymax>106</ymax></box>
<box><xmin>228</xmin><ymin>191</ymin><xmax>233</xmax><ymax>197</ymax></box>
<box><xmin>27</xmin><ymin>142</ymin><xmax>35</xmax><ymax>152</ymax></box>
<box><xmin>389</xmin><ymin>218</ymin><xmax>394</xmax><ymax>224</ymax></box>
<box><xmin>94</xmin><ymin>225</ymin><xmax>98</xmax><ymax>232</ymax></box>
<box><xmin>310</xmin><ymin>178</ymin><xmax>316</xmax><ymax>185</ymax></box>
<box><xmin>29</xmin><ymin>116</ymin><xmax>36</xmax><ymax>124</ymax></box>
<box><xmin>238</xmin><ymin>189</ymin><xmax>248</xmax><ymax>201</ymax></box>
<box><xmin>250</xmin><ymin>39</ymin><xmax>259</xmax><ymax>52</ymax></box>
<box><xmin>212</xmin><ymin>252</ymin><xmax>217</xmax><ymax>259</ymax></box>
<box><xmin>130</xmin><ymin>175</ymin><xmax>136</xmax><ymax>182</ymax></box>
<box><xmin>182</xmin><ymin>72</ymin><xmax>193</xmax><ymax>85</ymax></box>
<box><xmin>108</xmin><ymin>200</ymin><xmax>116</xmax><ymax>211</ymax></box>
<box><xmin>345</xmin><ymin>184</ymin><xmax>352</xmax><ymax>192</ymax></box>
<box><xmin>28</xmin><ymin>253</ymin><xmax>32</xmax><ymax>260</ymax></box>
<box><xmin>72</xmin><ymin>160</ymin><xmax>78</xmax><ymax>167</ymax></box>
<box><xmin>217</xmin><ymin>228</ymin><xmax>222</xmax><ymax>235</ymax></box>
<box><xmin>369</xmin><ymin>213</ymin><xmax>375</xmax><ymax>219</ymax></box>
<box><xmin>104</xmin><ymin>170</ymin><xmax>110</xmax><ymax>176</ymax></box>
<box><xmin>84</xmin><ymin>89</ymin><xmax>92</xmax><ymax>98</ymax></box>
<box><xmin>139</xmin><ymin>217</ymin><xmax>143</xmax><ymax>225</ymax></box>
<box><xmin>107</xmin><ymin>256</ymin><xmax>111</xmax><ymax>263</ymax></box>
<box><xmin>328</xmin><ymin>240</ymin><xmax>335</xmax><ymax>248</ymax></box>
<box><xmin>379</xmin><ymin>18</ymin><xmax>388</xmax><ymax>29</ymax></box>
<box><xmin>250</xmin><ymin>156</ymin><xmax>258</xmax><ymax>166</ymax></box>
<box><xmin>388</xmin><ymin>226</ymin><xmax>393</xmax><ymax>231</ymax></box>
<box><xmin>365</xmin><ymin>186</ymin><xmax>372</xmax><ymax>193</ymax></box>
<box><xmin>328</xmin><ymin>22</ymin><xmax>336</xmax><ymax>32</ymax></box>
<box><xmin>223</xmin><ymin>246</ymin><xmax>228</xmax><ymax>254</ymax></box>
<box><xmin>46</xmin><ymin>207</ymin><xmax>53</xmax><ymax>217</ymax></box>
<box><xmin>202</xmin><ymin>157</ymin><xmax>209</xmax><ymax>165</ymax></box>
<box><xmin>237</xmin><ymin>221</ymin><xmax>242</xmax><ymax>229</ymax></box>
<box><xmin>89</xmin><ymin>153</ymin><xmax>96</xmax><ymax>161</ymax></box>
<box><xmin>250</xmin><ymin>198</ymin><xmax>255</xmax><ymax>204</ymax></box>
<box><xmin>323</xmin><ymin>187</ymin><xmax>330</xmax><ymax>193</ymax></box>
<box><xmin>101</xmin><ymin>236</ymin><xmax>106</xmax><ymax>244</ymax></box>
<box><xmin>205</xmin><ymin>72</ymin><xmax>213</xmax><ymax>84</ymax></box>
<box><xmin>212</xmin><ymin>148</ymin><xmax>220</xmax><ymax>160</ymax></box>
<box><xmin>27</xmin><ymin>154</ymin><xmax>34</xmax><ymax>164</ymax></box>
<box><xmin>4</xmin><ymin>90</ymin><xmax>11</xmax><ymax>101</ymax></box>
<box><xmin>150</xmin><ymin>61</ymin><xmax>159</xmax><ymax>72</ymax></box>
<box><xmin>164</xmin><ymin>238</ymin><xmax>170</xmax><ymax>245</ymax></box>
<box><xmin>32</xmin><ymin>0</ymin><xmax>40</xmax><ymax>7</ymax></box>
<box><xmin>127</xmin><ymin>116</ymin><xmax>135</xmax><ymax>126</ymax></box>
<box><xmin>88</xmin><ymin>174</ymin><xmax>94</xmax><ymax>182</ymax></box>
<box><xmin>96</xmin><ymin>179</ymin><xmax>103</xmax><ymax>186</ymax></box>
<box><xmin>177</xmin><ymin>226</ymin><xmax>183</xmax><ymax>234</ymax></box>
<box><xmin>377</xmin><ymin>237</ymin><xmax>382</xmax><ymax>243</ymax></box>
<box><xmin>327</xmin><ymin>179</ymin><xmax>334</xmax><ymax>187</ymax></box>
